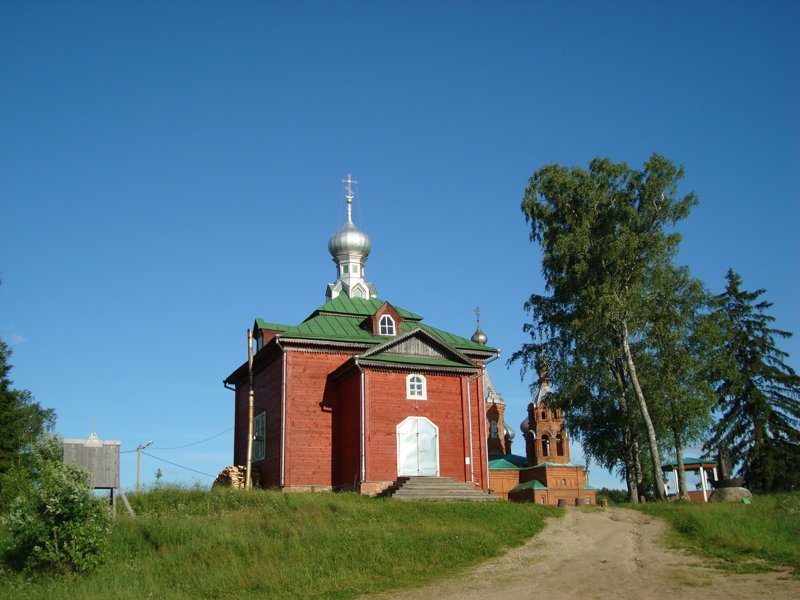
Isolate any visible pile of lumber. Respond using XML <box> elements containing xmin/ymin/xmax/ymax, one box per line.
<box><xmin>213</xmin><ymin>465</ymin><xmax>246</xmax><ymax>489</ymax></box>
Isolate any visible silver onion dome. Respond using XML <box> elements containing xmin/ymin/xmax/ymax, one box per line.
<box><xmin>471</xmin><ymin>325</ymin><xmax>488</xmax><ymax>345</ymax></box>
<box><xmin>503</xmin><ymin>423</ymin><xmax>515</xmax><ymax>441</ymax></box>
<box><xmin>328</xmin><ymin>220</ymin><xmax>372</xmax><ymax>258</ymax></box>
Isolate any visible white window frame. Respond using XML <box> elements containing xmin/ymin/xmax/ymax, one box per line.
<box><xmin>253</xmin><ymin>411</ymin><xmax>266</xmax><ymax>462</ymax></box>
<box><xmin>379</xmin><ymin>314</ymin><xmax>396</xmax><ymax>336</ymax></box>
<box><xmin>406</xmin><ymin>373</ymin><xmax>427</xmax><ymax>400</ymax></box>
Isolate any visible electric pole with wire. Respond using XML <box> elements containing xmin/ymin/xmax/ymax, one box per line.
<box><xmin>136</xmin><ymin>440</ymin><xmax>153</xmax><ymax>493</ymax></box>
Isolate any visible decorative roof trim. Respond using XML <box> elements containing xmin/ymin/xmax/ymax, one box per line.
<box><xmin>278</xmin><ymin>337</ymin><xmax>372</xmax><ymax>350</ymax></box>
<box><xmin>360</xmin><ymin>327</ymin><xmax>476</xmax><ymax>366</ymax></box>
<box><xmin>356</xmin><ymin>359</ymin><xmax>477</xmax><ymax>375</ymax></box>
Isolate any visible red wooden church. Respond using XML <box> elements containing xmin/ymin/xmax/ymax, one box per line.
<box><xmin>224</xmin><ymin>178</ymin><xmax>497</xmax><ymax>495</ymax></box>
<box><xmin>224</xmin><ymin>177</ymin><xmax>595</xmax><ymax>504</ymax></box>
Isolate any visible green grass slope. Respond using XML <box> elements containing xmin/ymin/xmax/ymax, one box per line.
<box><xmin>1</xmin><ymin>488</ymin><xmax>559</xmax><ymax>599</ymax></box>
<box><xmin>632</xmin><ymin>492</ymin><xmax>800</xmax><ymax>574</ymax></box>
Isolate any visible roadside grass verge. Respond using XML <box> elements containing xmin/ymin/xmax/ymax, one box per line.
<box><xmin>1</xmin><ymin>487</ymin><xmax>559</xmax><ymax>599</ymax></box>
<box><xmin>630</xmin><ymin>492</ymin><xmax>800</xmax><ymax>575</ymax></box>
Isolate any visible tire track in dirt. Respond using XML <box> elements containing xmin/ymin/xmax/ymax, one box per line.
<box><xmin>368</xmin><ymin>507</ymin><xmax>798</xmax><ymax>600</ymax></box>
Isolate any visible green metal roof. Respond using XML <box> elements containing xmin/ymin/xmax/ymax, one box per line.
<box><xmin>311</xmin><ymin>295</ymin><xmax>423</xmax><ymax>320</ymax></box>
<box><xmin>415</xmin><ymin>322</ymin><xmax>494</xmax><ymax>353</ymax></box>
<box><xmin>254</xmin><ymin>319</ymin><xmax>289</xmax><ymax>331</ymax></box>
<box><xmin>661</xmin><ymin>457</ymin><xmax>717</xmax><ymax>471</ymax></box>
<box><xmin>488</xmin><ymin>454</ymin><xmax>528</xmax><ymax>470</ymax></box>
<box><xmin>510</xmin><ymin>480</ymin><xmax>548</xmax><ymax>491</ymax></box>
<box><xmin>253</xmin><ymin>296</ymin><xmax>497</xmax><ymax>353</ymax></box>
<box><xmin>522</xmin><ymin>461</ymin><xmax>585</xmax><ymax>469</ymax></box>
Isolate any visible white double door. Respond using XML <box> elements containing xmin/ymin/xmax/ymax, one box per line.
<box><xmin>397</xmin><ymin>417</ymin><xmax>439</xmax><ymax>477</ymax></box>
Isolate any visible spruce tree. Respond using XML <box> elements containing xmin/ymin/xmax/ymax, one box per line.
<box><xmin>706</xmin><ymin>270</ymin><xmax>800</xmax><ymax>492</ymax></box>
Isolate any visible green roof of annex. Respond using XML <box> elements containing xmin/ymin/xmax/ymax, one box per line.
<box><xmin>255</xmin><ymin>295</ymin><xmax>496</xmax><ymax>354</ymax></box>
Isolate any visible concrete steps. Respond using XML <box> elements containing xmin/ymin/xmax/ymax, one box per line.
<box><xmin>379</xmin><ymin>476</ymin><xmax>499</xmax><ymax>501</ymax></box>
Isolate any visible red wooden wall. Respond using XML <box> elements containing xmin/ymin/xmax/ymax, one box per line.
<box><xmin>361</xmin><ymin>369</ymin><xmax>488</xmax><ymax>489</ymax></box>
<box><xmin>234</xmin><ymin>347</ymin><xmax>489</xmax><ymax>492</ymax></box>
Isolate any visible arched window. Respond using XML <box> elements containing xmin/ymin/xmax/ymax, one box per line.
<box><xmin>490</xmin><ymin>419</ymin><xmax>498</xmax><ymax>439</ymax></box>
<box><xmin>379</xmin><ymin>314</ymin><xmax>395</xmax><ymax>336</ymax></box>
<box><xmin>541</xmin><ymin>434</ymin><xmax>550</xmax><ymax>457</ymax></box>
<box><xmin>406</xmin><ymin>374</ymin><xmax>427</xmax><ymax>400</ymax></box>
<box><xmin>352</xmin><ymin>286</ymin><xmax>364</xmax><ymax>298</ymax></box>
<box><xmin>556</xmin><ymin>433</ymin><xmax>565</xmax><ymax>456</ymax></box>
<box><xmin>541</xmin><ymin>410</ymin><xmax>547</xmax><ymax>420</ymax></box>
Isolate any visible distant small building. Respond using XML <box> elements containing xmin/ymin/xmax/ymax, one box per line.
<box><xmin>662</xmin><ymin>457</ymin><xmax>718</xmax><ymax>503</ymax></box>
<box><xmin>62</xmin><ymin>431</ymin><xmax>133</xmax><ymax>515</ymax></box>
<box><xmin>63</xmin><ymin>431</ymin><xmax>121</xmax><ymax>490</ymax></box>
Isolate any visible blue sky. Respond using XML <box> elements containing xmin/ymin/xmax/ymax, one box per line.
<box><xmin>1</xmin><ymin>1</ymin><xmax>797</xmax><ymax>491</ymax></box>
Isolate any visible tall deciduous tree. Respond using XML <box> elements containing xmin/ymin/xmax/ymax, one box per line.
<box><xmin>637</xmin><ymin>264</ymin><xmax>718</xmax><ymax>498</ymax></box>
<box><xmin>515</xmin><ymin>154</ymin><xmax>698</xmax><ymax>500</ymax></box>
<box><xmin>705</xmin><ymin>270</ymin><xmax>800</xmax><ymax>492</ymax></box>
<box><xmin>0</xmin><ymin>338</ymin><xmax>55</xmax><ymax>475</ymax></box>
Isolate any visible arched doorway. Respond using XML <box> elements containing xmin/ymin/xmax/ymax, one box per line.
<box><xmin>397</xmin><ymin>417</ymin><xmax>439</xmax><ymax>477</ymax></box>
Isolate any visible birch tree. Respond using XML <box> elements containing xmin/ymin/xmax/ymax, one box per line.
<box><xmin>516</xmin><ymin>154</ymin><xmax>698</xmax><ymax>500</ymax></box>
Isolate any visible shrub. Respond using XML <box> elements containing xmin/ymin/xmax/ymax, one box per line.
<box><xmin>1</xmin><ymin>437</ymin><xmax>111</xmax><ymax>573</ymax></box>
<box><xmin>596</xmin><ymin>487</ymin><xmax>629</xmax><ymax>504</ymax></box>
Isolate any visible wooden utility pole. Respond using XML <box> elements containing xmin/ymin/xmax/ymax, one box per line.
<box><xmin>245</xmin><ymin>329</ymin><xmax>255</xmax><ymax>490</ymax></box>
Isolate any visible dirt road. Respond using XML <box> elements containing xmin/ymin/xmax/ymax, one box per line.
<box><xmin>371</xmin><ymin>507</ymin><xmax>797</xmax><ymax>600</ymax></box>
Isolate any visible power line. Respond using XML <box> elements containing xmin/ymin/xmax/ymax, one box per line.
<box><xmin>141</xmin><ymin>451</ymin><xmax>216</xmax><ymax>478</ymax></box>
<box><xmin>119</xmin><ymin>426</ymin><xmax>234</xmax><ymax>453</ymax></box>
<box><xmin>152</xmin><ymin>427</ymin><xmax>234</xmax><ymax>450</ymax></box>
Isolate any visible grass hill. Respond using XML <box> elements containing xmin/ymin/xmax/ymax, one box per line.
<box><xmin>0</xmin><ymin>487</ymin><xmax>558</xmax><ymax>599</ymax></box>
<box><xmin>632</xmin><ymin>492</ymin><xmax>800</xmax><ymax>574</ymax></box>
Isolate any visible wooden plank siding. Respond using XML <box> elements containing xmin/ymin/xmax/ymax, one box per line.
<box><xmin>333</xmin><ymin>372</ymin><xmax>362</xmax><ymax>489</ymax></box>
<box><xmin>233</xmin><ymin>346</ymin><xmax>492</xmax><ymax>492</ymax></box>
<box><xmin>470</xmin><ymin>375</ymin><xmax>489</xmax><ymax>489</ymax></box>
<box><xmin>283</xmin><ymin>351</ymin><xmax>350</xmax><ymax>488</ymax></box>
<box><xmin>362</xmin><ymin>369</ymin><xmax>487</xmax><ymax>488</ymax></box>
<box><xmin>234</xmin><ymin>357</ymin><xmax>283</xmax><ymax>487</ymax></box>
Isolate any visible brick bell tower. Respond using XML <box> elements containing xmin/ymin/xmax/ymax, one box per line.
<box><xmin>522</xmin><ymin>355</ymin><xmax>570</xmax><ymax>466</ymax></box>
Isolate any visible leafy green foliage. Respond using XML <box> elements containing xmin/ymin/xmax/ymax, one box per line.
<box><xmin>705</xmin><ymin>270</ymin><xmax>800</xmax><ymax>492</ymax></box>
<box><xmin>636</xmin><ymin>264</ymin><xmax>720</xmax><ymax>496</ymax></box>
<box><xmin>1</xmin><ymin>435</ymin><xmax>111</xmax><ymax>574</ymax></box>
<box><xmin>595</xmin><ymin>487</ymin><xmax>629</xmax><ymax>504</ymax></box>
<box><xmin>514</xmin><ymin>154</ymin><xmax>700</xmax><ymax>500</ymax></box>
<box><xmin>0</xmin><ymin>339</ymin><xmax>55</xmax><ymax>479</ymax></box>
